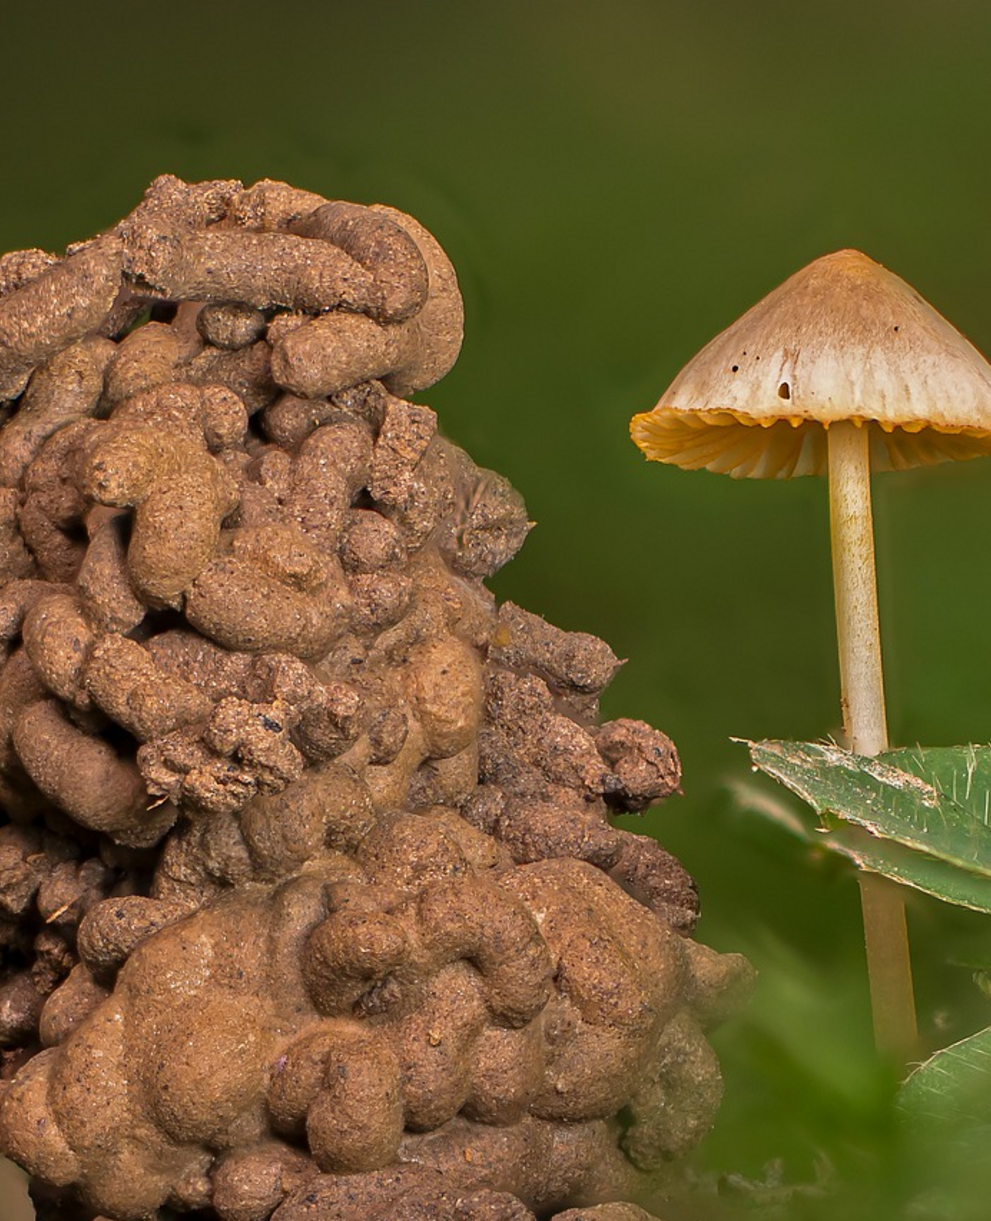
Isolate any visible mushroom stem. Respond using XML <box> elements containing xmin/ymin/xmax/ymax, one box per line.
<box><xmin>827</xmin><ymin>419</ymin><xmax>918</xmax><ymax>1062</ymax></box>
<box><xmin>827</xmin><ymin>420</ymin><xmax>887</xmax><ymax>757</ymax></box>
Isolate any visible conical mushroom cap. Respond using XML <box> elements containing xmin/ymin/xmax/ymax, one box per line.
<box><xmin>631</xmin><ymin>249</ymin><xmax>991</xmax><ymax>477</ymax></box>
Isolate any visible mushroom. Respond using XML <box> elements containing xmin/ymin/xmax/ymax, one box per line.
<box><xmin>630</xmin><ymin>248</ymin><xmax>991</xmax><ymax>1059</ymax></box>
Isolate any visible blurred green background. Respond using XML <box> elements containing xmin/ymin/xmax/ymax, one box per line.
<box><xmin>5</xmin><ymin>1</ymin><xmax>991</xmax><ymax>1217</ymax></box>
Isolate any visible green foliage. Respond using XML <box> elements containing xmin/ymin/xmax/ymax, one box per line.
<box><xmin>742</xmin><ymin>738</ymin><xmax>991</xmax><ymax>1218</ymax></box>
<box><xmin>899</xmin><ymin>1024</ymin><xmax>991</xmax><ymax>1129</ymax></box>
<box><xmin>746</xmin><ymin>741</ymin><xmax>991</xmax><ymax>912</ymax></box>
<box><xmin>896</xmin><ymin>1028</ymin><xmax>991</xmax><ymax>1221</ymax></box>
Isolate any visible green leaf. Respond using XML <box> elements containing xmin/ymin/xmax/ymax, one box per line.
<box><xmin>897</xmin><ymin>1026</ymin><xmax>991</xmax><ymax>1220</ymax></box>
<box><xmin>898</xmin><ymin>1024</ymin><xmax>991</xmax><ymax>1130</ymax></box>
<box><xmin>816</xmin><ymin>818</ymin><xmax>991</xmax><ymax>914</ymax></box>
<box><xmin>743</xmin><ymin>740</ymin><xmax>991</xmax><ymax>912</ymax></box>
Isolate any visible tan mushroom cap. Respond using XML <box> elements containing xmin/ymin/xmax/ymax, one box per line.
<box><xmin>631</xmin><ymin>249</ymin><xmax>991</xmax><ymax>478</ymax></box>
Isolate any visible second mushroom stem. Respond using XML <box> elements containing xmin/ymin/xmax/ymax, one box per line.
<box><xmin>827</xmin><ymin>419</ymin><xmax>919</xmax><ymax>1064</ymax></box>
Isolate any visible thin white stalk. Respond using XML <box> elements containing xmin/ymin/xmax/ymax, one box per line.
<box><xmin>827</xmin><ymin>420</ymin><xmax>887</xmax><ymax>758</ymax></box>
<box><xmin>827</xmin><ymin>420</ymin><xmax>918</xmax><ymax>1063</ymax></box>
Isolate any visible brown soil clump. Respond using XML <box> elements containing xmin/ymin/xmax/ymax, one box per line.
<box><xmin>0</xmin><ymin>176</ymin><xmax>752</xmax><ymax>1221</ymax></box>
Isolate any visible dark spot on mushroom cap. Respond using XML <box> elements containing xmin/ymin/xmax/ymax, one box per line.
<box><xmin>777</xmin><ymin>382</ymin><xmax>791</xmax><ymax>400</ymax></box>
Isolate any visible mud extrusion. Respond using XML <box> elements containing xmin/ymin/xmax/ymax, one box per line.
<box><xmin>0</xmin><ymin>177</ymin><xmax>753</xmax><ymax>1221</ymax></box>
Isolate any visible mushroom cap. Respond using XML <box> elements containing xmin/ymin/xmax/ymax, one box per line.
<box><xmin>631</xmin><ymin>249</ymin><xmax>991</xmax><ymax>478</ymax></box>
